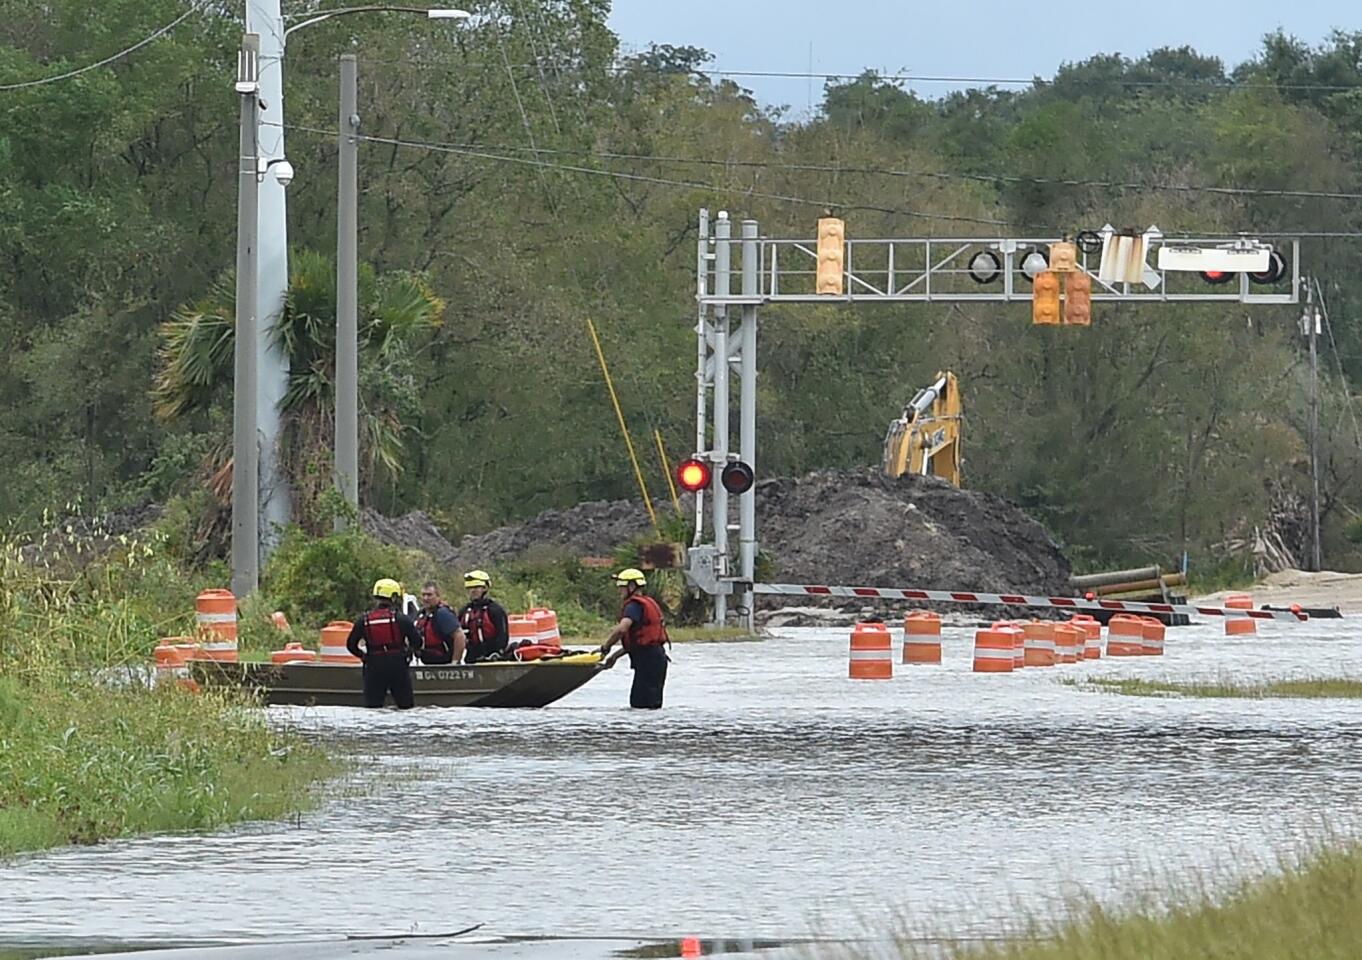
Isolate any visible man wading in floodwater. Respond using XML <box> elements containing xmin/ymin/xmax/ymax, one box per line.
<box><xmin>346</xmin><ymin>578</ymin><xmax>423</xmax><ymax>709</ymax></box>
<box><xmin>598</xmin><ymin>568</ymin><xmax>670</xmax><ymax>709</ymax></box>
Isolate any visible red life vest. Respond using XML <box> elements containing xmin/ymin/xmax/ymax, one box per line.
<box><xmin>621</xmin><ymin>593</ymin><xmax>669</xmax><ymax>650</ymax></box>
<box><xmin>361</xmin><ymin>607</ymin><xmax>406</xmax><ymax>656</ymax></box>
<box><xmin>460</xmin><ymin>604</ymin><xmax>498</xmax><ymax>644</ymax></box>
<box><xmin>416</xmin><ymin>603</ymin><xmax>455</xmax><ymax>655</ymax></box>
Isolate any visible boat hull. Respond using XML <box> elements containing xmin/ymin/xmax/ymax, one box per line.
<box><xmin>190</xmin><ymin>657</ymin><xmax>603</xmax><ymax>708</ymax></box>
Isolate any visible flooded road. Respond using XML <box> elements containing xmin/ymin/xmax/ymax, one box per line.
<box><xmin>2</xmin><ymin>619</ymin><xmax>1360</xmax><ymax>952</ymax></box>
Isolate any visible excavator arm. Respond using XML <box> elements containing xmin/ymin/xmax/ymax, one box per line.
<box><xmin>881</xmin><ymin>371</ymin><xmax>962</xmax><ymax>487</ymax></box>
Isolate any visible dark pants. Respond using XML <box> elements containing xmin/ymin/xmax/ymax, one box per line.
<box><xmin>416</xmin><ymin>648</ymin><xmax>454</xmax><ymax>665</ymax></box>
<box><xmin>362</xmin><ymin>654</ymin><xmax>414</xmax><ymax>709</ymax></box>
<box><xmin>627</xmin><ymin>644</ymin><xmax>668</xmax><ymax>709</ymax></box>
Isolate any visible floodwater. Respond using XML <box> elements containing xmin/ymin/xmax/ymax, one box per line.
<box><xmin>2</xmin><ymin>619</ymin><xmax>1360</xmax><ymax>955</ymax></box>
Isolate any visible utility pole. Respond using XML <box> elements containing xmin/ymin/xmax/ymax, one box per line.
<box><xmin>1305</xmin><ymin>281</ymin><xmax>1322</xmax><ymax>571</ymax></box>
<box><xmin>247</xmin><ymin>0</ymin><xmax>292</xmax><ymax>554</ymax></box>
<box><xmin>335</xmin><ymin>54</ymin><xmax>359</xmax><ymax>530</ymax></box>
<box><xmin>231</xmin><ymin>34</ymin><xmax>262</xmax><ymax>598</ymax></box>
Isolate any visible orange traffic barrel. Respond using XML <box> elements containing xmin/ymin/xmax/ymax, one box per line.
<box><xmin>1225</xmin><ymin>593</ymin><xmax>1253</xmax><ymax>610</ymax></box>
<box><xmin>153</xmin><ymin>639</ymin><xmax>187</xmax><ymax>685</ymax></box>
<box><xmin>1054</xmin><ymin>623</ymin><xmax>1082</xmax><ymax>664</ymax></box>
<box><xmin>1107</xmin><ymin>615</ymin><xmax>1145</xmax><ymax>656</ymax></box>
<box><xmin>973</xmin><ymin>629</ymin><xmax>1015</xmax><ymax>673</ymax></box>
<box><xmin>991</xmin><ymin>622</ymin><xmax>1025</xmax><ymax>669</ymax></box>
<box><xmin>903</xmin><ymin>611</ymin><xmax>942</xmax><ymax>664</ymax></box>
<box><xmin>1022</xmin><ymin>621</ymin><xmax>1056</xmax><ymax>667</ymax></box>
<box><xmin>849</xmin><ymin>622</ymin><xmax>893</xmax><ymax>679</ymax></box>
<box><xmin>527</xmin><ymin>607</ymin><xmax>561</xmax><ymax>649</ymax></box>
<box><xmin>195</xmin><ymin>589</ymin><xmax>238</xmax><ymax>662</ymax></box>
<box><xmin>319</xmin><ymin>620</ymin><xmax>360</xmax><ymax>664</ymax></box>
<box><xmin>681</xmin><ymin>937</ymin><xmax>702</xmax><ymax>959</ymax></box>
<box><xmin>271</xmin><ymin>641</ymin><xmax>317</xmax><ymax>664</ymax></box>
<box><xmin>1071</xmin><ymin>615</ymin><xmax>1102</xmax><ymax>660</ymax></box>
<box><xmin>155</xmin><ymin>637</ymin><xmax>200</xmax><ymax>691</ymax></box>
<box><xmin>509</xmin><ymin>615</ymin><xmax>538</xmax><ymax>645</ymax></box>
<box><xmin>1139</xmin><ymin>617</ymin><xmax>1165</xmax><ymax>655</ymax></box>
<box><xmin>1225</xmin><ymin>617</ymin><xmax>1257</xmax><ymax>636</ymax></box>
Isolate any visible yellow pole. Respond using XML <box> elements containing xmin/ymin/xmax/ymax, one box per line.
<box><xmin>586</xmin><ymin>317</ymin><xmax>659</xmax><ymax>536</ymax></box>
<box><xmin>655</xmin><ymin>428</ymin><xmax>682</xmax><ymax>516</ymax></box>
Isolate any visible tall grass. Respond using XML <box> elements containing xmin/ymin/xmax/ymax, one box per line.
<box><xmin>912</xmin><ymin>839</ymin><xmax>1362</xmax><ymax>959</ymax></box>
<box><xmin>1076</xmin><ymin>676</ymin><xmax>1362</xmax><ymax>699</ymax></box>
<box><xmin>0</xmin><ymin>533</ymin><xmax>335</xmax><ymax>859</ymax></box>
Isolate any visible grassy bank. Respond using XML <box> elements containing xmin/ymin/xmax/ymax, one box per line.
<box><xmin>0</xmin><ymin>679</ymin><xmax>334</xmax><ymax>858</ymax></box>
<box><xmin>0</xmin><ymin>535</ymin><xmax>337</xmax><ymax>859</ymax></box>
<box><xmin>1076</xmin><ymin>677</ymin><xmax>1362</xmax><ymax>699</ymax></box>
<box><xmin>885</xmin><ymin>839</ymin><xmax>1362</xmax><ymax>960</ymax></box>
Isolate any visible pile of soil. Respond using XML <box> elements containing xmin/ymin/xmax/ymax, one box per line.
<box><xmin>367</xmin><ymin>470</ymin><xmax>1070</xmax><ymax>602</ymax></box>
<box><xmin>18</xmin><ymin>502</ymin><xmax>166</xmax><ymax>566</ymax></box>
<box><xmin>361</xmin><ymin>508</ymin><xmax>457</xmax><ymax>561</ymax></box>
<box><xmin>759</xmin><ymin>469</ymin><xmax>1070</xmax><ymax>595</ymax></box>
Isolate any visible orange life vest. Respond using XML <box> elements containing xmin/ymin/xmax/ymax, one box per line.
<box><xmin>621</xmin><ymin>593</ymin><xmax>669</xmax><ymax>650</ymax></box>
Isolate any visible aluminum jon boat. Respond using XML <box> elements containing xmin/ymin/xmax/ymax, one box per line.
<box><xmin>190</xmin><ymin>653</ymin><xmax>605</xmax><ymax>708</ymax></box>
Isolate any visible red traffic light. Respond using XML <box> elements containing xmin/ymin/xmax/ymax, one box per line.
<box><xmin>1200</xmin><ymin>270</ymin><xmax>1234</xmax><ymax>285</ymax></box>
<box><xmin>1250</xmin><ymin>250</ymin><xmax>1286</xmax><ymax>285</ymax></box>
<box><xmin>676</xmin><ymin>458</ymin><xmax>712</xmax><ymax>493</ymax></box>
<box><xmin>721</xmin><ymin>461</ymin><xmax>755</xmax><ymax>495</ymax></box>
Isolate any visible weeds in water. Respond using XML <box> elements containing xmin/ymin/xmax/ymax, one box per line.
<box><xmin>1072</xmin><ymin>676</ymin><xmax>1362</xmax><ymax>700</ymax></box>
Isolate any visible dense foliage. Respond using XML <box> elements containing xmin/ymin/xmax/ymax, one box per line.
<box><xmin>3</xmin><ymin>2</ymin><xmax>1362</xmax><ymax>571</ymax></box>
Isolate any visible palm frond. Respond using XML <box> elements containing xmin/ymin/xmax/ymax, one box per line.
<box><xmin>364</xmin><ymin>272</ymin><xmax>445</xmax><ymax>354</ymax></box>
<box><xmin>152</xmin><ymin>273</ymin><xmax>235</xmax><ymax>421</ymax></box>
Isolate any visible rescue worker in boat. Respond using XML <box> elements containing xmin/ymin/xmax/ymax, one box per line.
<box><xmin>346</xmin><ymin>578</ymin><xmax>423</xmax><ymax>709</ymax></box>
<box><xmin>598</xmin><ymin>568</ymin><xmax>670</xmax><ymax>709</ymax></box>
<box><xmin>458</xmin><ymin>570</ymin><xmax>510</xmax><ymax>663</ymax></box>
<box><xmin>414</xmin><ymin>580</ymin><xmax>466</xmax><ymax>666</ymax></box>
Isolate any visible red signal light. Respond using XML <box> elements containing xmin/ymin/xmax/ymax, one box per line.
<box><xmin>1200</xmin><ymin>270</ymin><xmax>1233</xmax><ymax>285</ymax></box>
<box><xmin>676</xmin><ymin>458</ymin><xmax>712</xmax><ymax>493</ymax></box>
<box><xmin>721</xmin><ymin>461</ymin><xmax>755</xmax><ymax>495</ymax></box>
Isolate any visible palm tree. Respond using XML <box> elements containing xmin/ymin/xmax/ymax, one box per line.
<box><xmin>153</xmin><ymin>250</ymin><xmax>444</xmax><ymax>531</ymax></box>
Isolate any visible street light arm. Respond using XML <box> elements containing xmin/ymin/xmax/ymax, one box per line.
<box><xmin>284</xmin><ymin>5</ymin><xmax>468</xmax><ymax>39</ymax></box>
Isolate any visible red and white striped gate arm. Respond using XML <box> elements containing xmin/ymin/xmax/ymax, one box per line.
<box><xmin>750</xmin><ymin>582</ymin><xmax>1307</xmax><ymax>622</ymax></box>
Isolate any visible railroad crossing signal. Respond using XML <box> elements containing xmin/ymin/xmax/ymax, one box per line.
<box><xmin>677</xmin><ymin>457</ymin><xmax>755</xmax><ymax>495</ymax></box>
<box><xmin>677</xmin><ymin>457</ymin><xmax>712</xmax><ymax>493</ymax></box>
<box><xmin>690</xmin><ymin>209</ymin><xmax>1303</xmax><ymax>629</ymax></box>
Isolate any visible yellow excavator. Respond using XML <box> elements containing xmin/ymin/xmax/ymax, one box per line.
<box><xmin>881</xmin><ymin>370</ymin><xmax>962</xmax><ymax>487</ymax></box>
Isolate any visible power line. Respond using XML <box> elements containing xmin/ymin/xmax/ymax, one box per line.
<box><xmin>275</xmin><ymin>129</ymin><xmax>1362</xmax><ymax>202</ymax></box>
<box><xmin>0</xmin><ymin>6</ymin><xmax>199</xmax><ymax>92</ymax></box>
<box><xmin>280</xmin><ymin>121</ymin><xmax>1022</xmax><ymax>228</ymax></box>
<box><xmin>272</xmin><ymin>120</ymin><xmax>1362</xmax><ymax>236</ymax></box>
<box><xmin>287</xmin><ymin>54</ymin><xmax>1362</xmax><ymax>94</ymax></box>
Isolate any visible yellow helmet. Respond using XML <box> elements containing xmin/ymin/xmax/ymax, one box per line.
<box><xmin>371</xmin><ymin>578</ymin><xmax>403</xmax><ymax>601</ymax></box>
<box><xmin>463</xmin><ymin>569</ymin><xmax>491</xmax><ymax>589</ymax></box>
<box><xmin>613</xmin><ymin>567</ymin><xmax>647</xmax><ymax>587</ymax></box>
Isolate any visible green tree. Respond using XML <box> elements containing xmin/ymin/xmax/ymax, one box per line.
<box><xmin>152</xmin><ymin>250</ymin><xmax>444</xmax><ymax>530</ymax></box>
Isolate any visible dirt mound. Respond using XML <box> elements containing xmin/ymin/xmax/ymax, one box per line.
<box><xmin>759</xmin><ymin>469</ymin><xmax>1070</xmax><ymax>595</ymax></box>
<box><xmin>369</xmin><ymin>469</ymin><xmax>1069</xmax><ymax>600</ymax></box>
<box><xmin>361</xmin><ymin>508</ymin><xmax>457</xmax><ymax>561</ymax></box>
<box><xmin>18</xmin><ymin>502</ymin><xmax>166</xmax><ymax>566</ymax></box>
<box><xmin>440</xmin><ymin>499</ymin><xmax>672</xmax><ymax>572</ymax></box>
